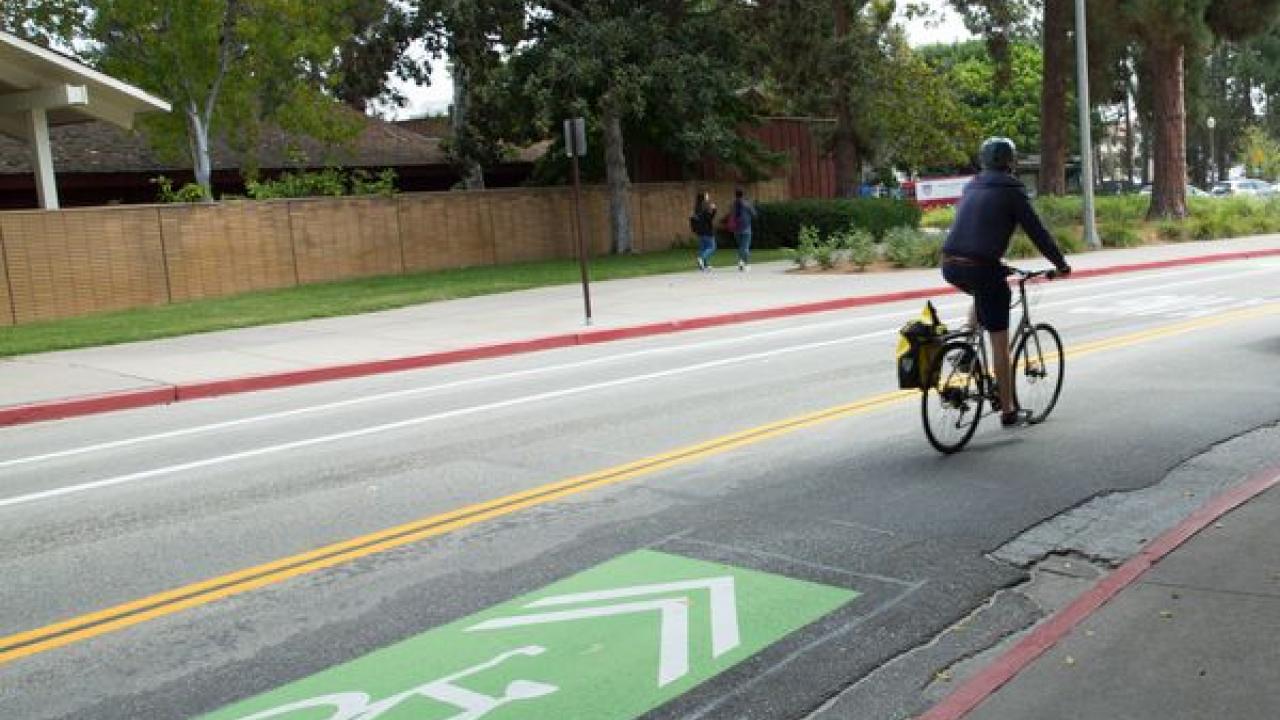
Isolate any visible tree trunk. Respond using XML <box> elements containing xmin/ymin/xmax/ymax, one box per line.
<box><xmin>1038</xmin><ymin>0</ymin><xmax>1070</xmax><ymax>195</ymax></box>
<box><xmin>833</xmin><ymin>110</ymin><xmax>860</xmax><ymax>199</ymax></box>
<box><xmin>186</xmin><ymin>103</ymin><xmax>213</xmax><ymax>200</ymax></box>
<box><xmin>450</xmin><ymin>60</ymin><xmax>485</xmax><ymax>190</ymax></box>
<box><xmin>832</xmin><ymin>0</ymin><xmax>860</xmax><ymax>198</ymax></box>
<box><xmin>603</xmin><ymin>102</ymin><xmax>633</xmax><ymax>254</ymax></box>
<box><xmin>1145</xmin><ymin>39</ymin><xmax>1188</xmax><ymax>220</ymax></box>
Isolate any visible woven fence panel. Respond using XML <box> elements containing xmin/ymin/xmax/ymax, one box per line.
<box><xmin>289</xmin><ymin>197</ymin><xmax>403</xmax><ymax>284</ymax></box>
<box><xmin>399</xmin><ymin>192</ymin><xmax>495</xmax><ymax>273</ymax></box>
<box><xmin>160</xmin><ymin>201</ymin><xmax>296</xmax><ymax>302</ymax></box>
<box><xmin>1</xmin><ymin>208</ymin><xmax>168</xmax><ymax>324</ymax></box>
<box><xmin>633</xmin><ymin>184</ymin><xmax>692</xmax><ymax>253</ymax></box>
<box><xmin>492</xmin><ymin>188</ymin><xmax>576</xmax><ymax>264</ymax></box>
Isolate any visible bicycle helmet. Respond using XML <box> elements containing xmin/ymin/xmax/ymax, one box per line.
<box><xmin>979</xmin><ymin>137</ymin><xmax>1017</xmax><ymax>173</ymax></box>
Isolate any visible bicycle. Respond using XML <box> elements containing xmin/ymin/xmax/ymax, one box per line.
<box><xmin>921</xmin><ymin>268</ymin><xmax>1065</xmax><ymax>454</ymax></box>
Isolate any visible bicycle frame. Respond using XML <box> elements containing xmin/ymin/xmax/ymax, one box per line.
<box><xmin>943</xmin><ymin>269</ymin><xmax>1052</xmax><ymax>411</ymax></box>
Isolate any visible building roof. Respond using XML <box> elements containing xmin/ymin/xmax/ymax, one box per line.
<box><xmin>0</xmin><ymin>31</ymin><xmax>169</xmax><ymax>138</ymax></box>
<box><xmin>0</xmin><ymin>116</ymin><xmax>455</xmax><ymax>175</ymax></box>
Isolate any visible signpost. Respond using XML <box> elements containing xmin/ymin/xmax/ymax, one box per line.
<box><xmin>565</xmin><ymin>118</ymin><xmax>593</xmax><ymax>325</ymax></box>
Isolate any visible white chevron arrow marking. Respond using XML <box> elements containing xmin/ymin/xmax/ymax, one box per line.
<box><xmin>466</xmin><ymin>577</ymin><xmax>740</xmax><ymax>687</ymax></box>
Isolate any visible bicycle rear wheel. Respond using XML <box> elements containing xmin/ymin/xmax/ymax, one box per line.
<box><xmin>1012</xmin><ymin>323</ymin><xmax>1064</xmax><ymax>423</ymax></box>
<box><xmin>922</xmin><ymin>341</ymin><xmax>985</xmax><ymax>454</ymax></box>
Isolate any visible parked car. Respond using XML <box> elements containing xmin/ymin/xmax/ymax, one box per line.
<box><xmin>1210</xmin><ymin>179</ymin><xmax>1275</xmax><ymax>197</ymax></box>
<box><xmin>1137</xmin><ymin>185</ymin><xmax>1211</xmax><ymax>197</ymax></box>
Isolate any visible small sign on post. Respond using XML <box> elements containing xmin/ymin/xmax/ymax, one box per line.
<box><xmin>564</xmin><ymin>118</ymin><xmax>587</xmax><ymax>158</ymax></box>
<box><xmin>564</xmin><ymin>117</ymin><xmax>592</xmax><ymax>325</ymax></box>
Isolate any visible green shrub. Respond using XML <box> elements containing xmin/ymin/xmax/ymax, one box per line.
<box><xmin>245</xmin><ymin>168</ymin><xmax>399</xmax><ymax>200</ymax></box>
<box><xmin>1157</xmin><ymin>220</ymin><xmax>1191</xmax><ymax>242</ymax></box>
<box><xmin>1053</xmin><ymin>228</ymin><xmax>1086</xmax><ymax>255</ymax></box>
<box><xmin>755</xmin><ymin>198</ymin><xmax>921</xmax><ymax>248</ymax></box>
<box><xmin>1189</xmin><ymin>217</ymin><xmax>1216</xmax><ymax>241</ymax></box>
<box><xmin>921</xmin><ymin>207</ymin><xmax>955</xmax><ymax>230</ymax></box>
<box><xmin>788</xmin><ymin>224</ymin><xmax>822</xmax><ymax>267</ymax></box>
<box><xmin>884</xmin><ymin>226</ymin><xmax>941</xmax><ymax>267</ymax></box>
<box><xmin>1099</xmin><ymin>222</ymin><xmax>1144</xmax><ymax>248</ymax></box>
<box><xmin>350</xmin><ymin>168</ymin><xmax>399</xmax><ymax>197</ymax></box>
<box><xmin>1007</xmin><ymin>233</ymin><xmax>1037</xmax><ymax>259</ymax></box>
<box><xmin>845</xmin><ymin>228</ymin><xmax>877</xmax><ymax>270</ymax></box>
<box><xmin>151</xmin><ymin>176</ymin><xmax>207</xmax><ymax>203</ymax></box>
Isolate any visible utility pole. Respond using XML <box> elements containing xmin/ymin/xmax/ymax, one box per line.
<box><xmin>1075</xmin><ymin>0</ymin><xmax>1100</xmax><ymax>249</ymax></box>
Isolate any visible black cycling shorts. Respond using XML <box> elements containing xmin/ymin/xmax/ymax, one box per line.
<box><xmin>942</xmin><ymin>264</ymin><xmax>1011</xmax><ymax>332</ymax></box>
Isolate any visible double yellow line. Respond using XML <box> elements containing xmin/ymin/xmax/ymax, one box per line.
<box><xmin>2</xmin><ymin>301</ymin><xmax>1276</xmax><ymax>666</ymax></box>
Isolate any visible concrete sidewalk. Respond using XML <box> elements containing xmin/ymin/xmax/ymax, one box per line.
<box><xmin>922</xmin><ymin>460</ymin><xmax>1280</xmax><ymax>720</ymax></box>
<box><xmin>2</xmin><ymin>234</ymin><xmax>1278</xmax><ymax>425</ymax></box>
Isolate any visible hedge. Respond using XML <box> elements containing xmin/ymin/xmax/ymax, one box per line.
<box><xmin>753</xmin><ymin>198</ymin><xmax>922</xmax><ymax>248</ymax></box>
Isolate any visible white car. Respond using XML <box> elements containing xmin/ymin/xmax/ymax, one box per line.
<box><xmin>1210</xmin><ymin>179</ymin><xmax>1275</xmax><ymax>197</ymax></box>
<box><xmin>1137</xmin><ymin>185</ymin><xmax>1210</xmax><ymax>197</ymax></box>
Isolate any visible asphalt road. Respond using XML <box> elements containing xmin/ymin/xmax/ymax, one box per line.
<box><xmin>2</xmin><ymin>257</ymin><xmax>1279</xmax><ymax>720</ymax></box>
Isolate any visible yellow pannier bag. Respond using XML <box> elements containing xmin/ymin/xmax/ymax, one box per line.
<box><xmin>896</xmin><ymin>301</ymin><xmax>948</xmax><ymax>389</ymax></box>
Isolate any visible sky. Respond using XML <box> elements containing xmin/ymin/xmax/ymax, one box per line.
<box><xmin>389</xmin><ymin>2</ymin><xmax>973</xmax><ymax>120</ymax></box>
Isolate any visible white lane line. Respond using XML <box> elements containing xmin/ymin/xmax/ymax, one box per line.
<box><xmin>1</xmin><ymin>262</ymin><xmax>1271</xmax><ymax>470</ymax></box>
<box><xmin>0</xmin><ymin>327</ymin><xmax>899</xmax><ymax>508</ymax></box>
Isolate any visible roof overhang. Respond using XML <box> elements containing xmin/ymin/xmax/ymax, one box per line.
<box><xmin>0</xmin><ymin>30</ymin><xmax>170</xmax><ymax>141</ymax></box>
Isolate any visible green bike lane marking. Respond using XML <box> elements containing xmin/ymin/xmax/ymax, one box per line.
<box><xmin>200</xmin><ymin>549</ymin><xmax>857</xmax><ymax>720</ymax></box>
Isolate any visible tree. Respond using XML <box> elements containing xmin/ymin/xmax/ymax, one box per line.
<box><xmin>947</xmin><ymin>0</ymin><xmax>1033</xmax><ymax>92</ymax></box>
<box><xmin>89</xmin><ymin>0</ymin><xmax>365</xmax><ymax>198</ymax></box>
<box><xmin>416</xmin><ymin>0</ymin><xmax>527</xmax><ymax>190</ymax></box>
<box><xmin>1037</xmin><ymin>0</ymin><xmax>1072</xmax><ymax>195</ymax></box>
<box><xmin>1115</xmin><ymin>0</ymin><xmax>1280</xmax><ymax>219</ymax></box>
<box><xmin>919</xmin><ymin>40</ymin><xmax>1044</xmax><ymax>155</ymax></box>
<box><xmin>332</xmin><ymin>0</ymin><xmax>426</xmax><ymax>114</ymax></box>
<box><xmin>860</xmin><ymin>31</ymin><xmax>982</xmax><ymax>173</ymax></box>
<box><xmin>503</xmin><ymin>1</ymin><xmax>757</xmax><ymax>253</ymax></box>
<box><xmin>1240</xmin><ymin>126</ymin><xmax>1280</xmax><ymax>179</ymax></box>
<box><xmin>756</xmin><ymin>0</ymin><xmax>897</xmax><ymax>197</ymax></box>
<box><xmin>0</xmin><ymin>0</ymin><xmax>86</xmax><ymax>47</ymax></box>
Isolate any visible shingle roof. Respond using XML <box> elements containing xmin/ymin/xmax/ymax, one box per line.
<box><xmin>0</xmin><ymin>115</ymin><xmax>450</xmax><ymax>175</ymax></box>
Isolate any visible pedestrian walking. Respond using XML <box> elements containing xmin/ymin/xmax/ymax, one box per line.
<box><xmin>689</xmin><ymin>190</ymin><xmax>717</xmax><ymax>272</ymax></box>
<box><xmin>728</xmin><ymin>188</ymin><xmax>758</xmax><ymax>272</ymax></box>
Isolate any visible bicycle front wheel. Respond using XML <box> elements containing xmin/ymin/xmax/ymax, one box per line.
<box><xmin>1013</xmin><ymin>323</ymin><xmax>1064</xmax><ymax>423</ymax></box>
<box><xmin>922</xmin><ymin>341</ymin><xmax>985</xmax><ymax>454</ymax></box>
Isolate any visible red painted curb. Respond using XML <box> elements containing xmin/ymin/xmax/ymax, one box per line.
<box><xmin>3</xmin><ymin>246</ymin><xmax>1278</xmax><ymax>428</ymax></box>
<box><xmin>0</xmin><ymin>386</ymin><xmax>177</xmax><ymax>427</ymax></box>
<box><xmin>918</xmin><ymin>461</ymin><xmax>1280</xmax><ymax>720</ymax></box>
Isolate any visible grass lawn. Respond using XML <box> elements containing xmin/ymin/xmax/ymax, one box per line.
<box><xmin>0</xmin><ymin>248</ymin><xmax>790</xmax><ymax>358</ymax></box>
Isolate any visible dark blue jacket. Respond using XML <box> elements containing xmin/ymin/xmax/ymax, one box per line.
<box><xmin>943</xmin><ymin>172</ymin><xmax>1067</xmax><ymax>269</ymax></box>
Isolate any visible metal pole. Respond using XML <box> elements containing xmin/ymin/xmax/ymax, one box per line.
<box><xmin>1207</xmin><ymin>117</ymin><xmax>1216</xmax><ymax>184</ymax></box>
<box><xmin>1075</xmin><ymin>0</ymin><xmax>1100</xmax><ymax>248</ymax></box>
<box><xmin>569</xmin><ymin>135</ymin><xmax>593</xmax><ymax>326</ymax></box>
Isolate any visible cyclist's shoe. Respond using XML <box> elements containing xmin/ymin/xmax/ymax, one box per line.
<box><xmin>1001</xmin><ymin>409</ymin><xmax>1033</xmax><ymax>428</ymax></box>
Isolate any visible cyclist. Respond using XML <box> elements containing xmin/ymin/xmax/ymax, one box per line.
<box><xmin>941</xmin><ymin>137</ymin><xmax>1072</xmax><ymax>428</ymax></box>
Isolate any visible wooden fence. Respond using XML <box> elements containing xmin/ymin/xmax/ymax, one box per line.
<box><xmin>0</xmin><ymin>179</ymin><xmax>786</xmax><ymax>325</ymax></box>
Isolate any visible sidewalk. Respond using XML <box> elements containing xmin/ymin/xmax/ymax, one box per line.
<box><xmin>2</xmin><ymin>234</ymin><xmax>1278</xmax><ymax>425</ymax></box>
<box><xmin>922</xmin><ymin>461</ymin><xmax>1280</xmax><ymax>720</ymax></box>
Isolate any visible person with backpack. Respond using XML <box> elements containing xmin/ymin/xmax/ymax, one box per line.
<box><xmin>727</xmin><ymin>188</ymin><xmax>758</xmax><ymax>272</ymax></box>
<box><xmin>689</xmin><ymin>190</ymin><xmax>717</xmax><ymax>272</ymax></box>
<box><xmin>942</xmin><ymin>137</ymin><xmax>1072</xmax><ymax>428</ymax></box>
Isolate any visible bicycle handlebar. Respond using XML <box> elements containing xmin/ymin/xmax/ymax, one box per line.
<box><xmin>1007</xmin><ymin>267</ymin><xmax>1061</xmax><ymax>282</ymax></box>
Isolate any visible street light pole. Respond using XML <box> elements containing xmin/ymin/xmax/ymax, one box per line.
<box><xmin>1207</xmin><ymin>116</ymin><xmax>1217</xmax><ymax>184</ymax></box>
<box><xmin>1075</xmin><ymin>0</ymin><xmax>1100</xmax><ymax>249</ymax></box>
